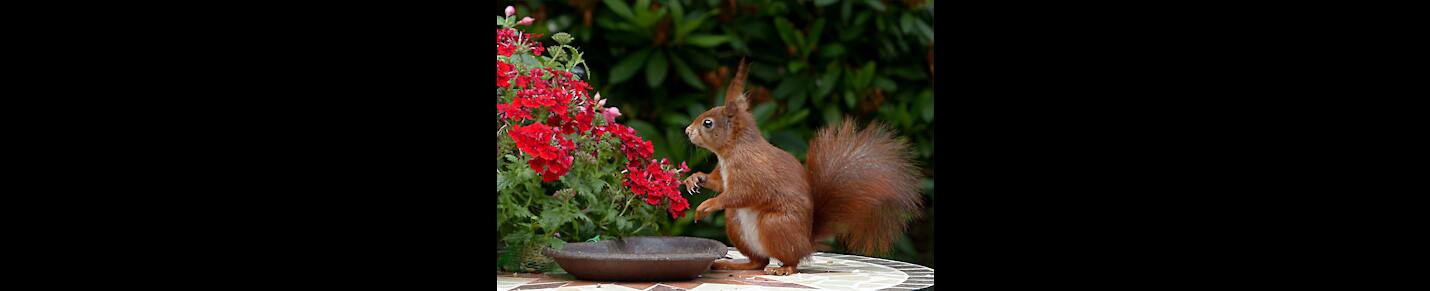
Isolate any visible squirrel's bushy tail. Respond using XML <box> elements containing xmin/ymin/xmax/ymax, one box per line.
<box><xmin>806</xmin><ymin>119</ymin><xmax>923</xmax><ymax>256</ymax></box>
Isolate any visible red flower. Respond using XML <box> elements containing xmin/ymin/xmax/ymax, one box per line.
<box><xmin>497</xmin><ymin>102</ymin><xmax>531</xmax><ymax>121</ymax></box>
<box><xmin>532</xmin><ymin>45</ymin><xmax>544</xmax><ymax>56</ymax></box>
<box><xmin>498</xmin><ymin>43</ymin><xmax>516</xmax><ymax>57</ymax></box>
<box><xmin>668</xmin><ymin>195</ymin><xmax>689</xmax><ymax>218</ymax></box>
<box><xmin>509</xmin><ymin>123</ymin><xmax>575</xmax><ymax>182</ymax></box>
<box><xmin>497</xmin><ymin>61</ymin><xmax>515</xmax><ymax>88</ymax></box>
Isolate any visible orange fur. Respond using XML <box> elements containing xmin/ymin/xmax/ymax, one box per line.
<box><xmin>682</xmin><ymin>59</ymin><xmax>921</xmax><ymax>275</ymax></box>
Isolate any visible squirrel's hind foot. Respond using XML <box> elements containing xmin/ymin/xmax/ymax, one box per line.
<box><xmin>764</xmin><ymin>265</ymin><xmax>798</xmax><ymax>276</ymax></box>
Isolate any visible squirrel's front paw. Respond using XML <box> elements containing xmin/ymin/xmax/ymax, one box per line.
<box><xmin>693</xmin><ymin>197</ymin><xmax>723</xmax><ymax>222</ymax></box>
<box><xmin>683</xmin><ymin>173</ymin><xmax>708</xmax><ymax>194</ymax></box>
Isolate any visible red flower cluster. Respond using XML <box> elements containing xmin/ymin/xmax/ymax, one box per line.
<box><xmin>509</xmin><ymin>123</ymin><xmax>574</xmax><ymax>182</ymax></box>
<box><xmin>497</xmin><ymin>61</ymin><xmax>515</xmax><ymax>88</ymax></box>
<box><xmin>625</xmin><ymin>159</ymin><xmax>690</xmax><ymax>218</ymax></box>
<box><xmin>498</xmin><ymin>13</ymin><xmax>689</xmax><ymax>218</ymax></box>
<box><xmin>601</xmin><ymin>123</ymin><xmax>654</xmax><ymax>163</ymax></box>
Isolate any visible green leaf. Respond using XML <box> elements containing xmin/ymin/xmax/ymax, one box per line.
<box><xmin>497</xmin><ymin>15</ymin><xmax>504</xmax><ymax>26</ymax></box>
<box><xmin>816</xmin><ymin>62</ymin><xmax>841</xmax><ymax>99</ymax></box>
<box><xmin>844</xmin><ymin>91</ymin><xmax>857</xmax><ymax>108</ymax></box>
<box><xmin>669</xmin><ymin>53</ymin><xmax>706</xmax><ymax>90</ymax></box>
<box><xmin>772</xmin><ymin>76</ymin><xmax>802</xmax><ymax>100</ymax></box>
<box><xmin>548</xmin><ymin>236</ymin><xmax>567</xmax><ymax>250</ymax></box>
<box><xmin>660</xmin><ymin>112</ymin><xmax>690</xmax><ymax>127</ymax></box>
<box><xmin>875</xmin><ymin>77</ymin><xmax>898</xmax><ymax>92</ymax></box>
<box><xmin>919</xmin><ymin>89</ymin><xmax>934</xmax><ymax>122</ymax></box>
<box><xmin>774</xmin><ymin>17</ymin><xmax>798</xmax><ymax>48</ymax></box>
<box><xmin>751</xmin><ymin>103</ymin><xmax>776</xmax><ymax>124</ymax></box>
<box><xmin>807</xmin><ymin>18</ymin><xmax>826</xmax><ymax>52</ymax></box>
<box><xmin>818</xmin><ymin>43</ymin><xmax>845</xmax><ymax>59</ymax></box>
<box><xmin>504</xmin><ymin>231</ymin><xmax>534</xmax><ymax>246</ymax></box>
<box><xmin>609</xmin><ymin>48</ymin><xmax>652</xmax><ymax>85</ymax></box>
<box><xmin>889</xmin><ymin>65</ymin><xmax>928</xmax><ymax>80</ymax></box>
<box><xmin>749</xmin><ymin>61</ymin><xmax>778</xmax><ymax>82</ymax></box>
<box><xmin>685</xmin><ymin>34</ymin><xmax>730</xmax><ymax>48</ymax></box>
<box><xmin>789</xmin><ymin>91</ymin><xmax>806</xmax><ymax>109</ymax></box>
<box><xmin>901</xmin><ymin>12</ymin><xmax>915</xmax><ymax>34</ymax></box>
<box><xmin>539</xmin><ymin>208</ymin><xmax>568</xmax><ymax>232</ymax></box>
<box><xmin>768</xmin><ymin>130</ymin><xmax>808</xmax><ymax>158</ymax></box>
<box><xmin>646</xmin><ymin>49</ymin><xmax>668</xmax><ymax>87</ymax></box>
<box><xmin>670</xmin><ymin>0</ymin><xmax>684</xmax><ymax>24</ymax></box>
<box><xmin>675</xmin><ymin>11</ymin><xmax>713</xmax><ymax>41</ymax></box>
<box><xmin>603</xmin><ymin>0</ymin><xmax>635</xmax><ymax>21</ymax></box>
<box><xmin>687</xmin><ymin>103</ymin><xmax>707</xmax><ymax>120</ymax></box>
<box><xmin>855</xmin><ymin>61</ymin><xmax>877</xmax><ymax>90</ymax></box>
<box><xmin>914</xmin><ymin>18</ymin><xmax>935</xmax><ymax>44</ymax></box>
<box><xmin>865</xmin><ymin>0</ymin><xmax>886</xmax><ymax>12</ymax></box>
<box><xmin>666</xmin><ymin>127</ymin><xmax>689</xmax><ymax>163</ymax></box>
<box><xmin>625</xmin><ymin>119</ymin><xmax>661</xmax><ymax>145</ymax></box>
<box><xmin>823</xmin><ymin>105</ymin><xmax>842</xmax><ymax>125</ymax></box>
<box><xmin>815</xmin><ymin>0</ymin><xmax>839</xmax><ymax>6</ymax></box>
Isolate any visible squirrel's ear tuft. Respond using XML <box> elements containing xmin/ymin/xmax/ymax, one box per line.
<box><xmin>722</xmin><ymin>58</ymin><xmax>750</xmax><ymax>115</ymax></box>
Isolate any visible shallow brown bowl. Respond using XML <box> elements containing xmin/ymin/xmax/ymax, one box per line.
<box><xmin>543</xmin><ymin>236</ymin><xmax>728</xmax><ymax>281</ymax></box>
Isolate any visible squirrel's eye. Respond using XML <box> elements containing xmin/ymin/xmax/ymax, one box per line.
<box><xmin>702</xmin><ymin>119</ymin><xmax>714</xmax><ymax>129</ymax></box>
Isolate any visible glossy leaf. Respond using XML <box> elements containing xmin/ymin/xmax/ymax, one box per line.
<box><xmin>675</xmin><ymin>11</ymin><xmax>713</xmax><ymax>42</ymax></box>
<box><xmin>807</xmin><ymin>18</ymin><xmax>826</xmax><ymax>54</ymax></box>
<box><xmin>670</xmin><ymin>0</ymin><xmax>685</xmax><ymax>24</ymax></box>
<box><xmin>772</xmin><ymin>76</ymin><xmax>806</xmax><ymax>100</ymax></box>
<box><xmin>865</xmin><ymin>0</ymin><xmax>886</xmax><ymax>12</ymax></box>
<box><xmin>751</xmin><ymin>103</ymin><xmax>776</xmax><ymax>124</ymax></box>
<box><xmin>774</xmin><ymin>17</ymin><xmax>799</xmax><ymax>49</ymax></box>
<box><xmin>609</xmin><ymin>48</ymin><xmax>652</xmax><ymax>85</ymax></box>
<box><xmin>815</xmin><ymin>62</ymin><xmax>841</xmax><ymax>99</ymax></box>
<box><xmin>660</xmin><ymin>112</ymin><xmax>690</xmax><ymax>127</ymax></box>
<box><xmin>669</xmin><ymin>53</ymin><xmax>706</xmax><ymax>90</ymax></box>
<box><xmin>603</xmin><ymin>0</ymin><xmax>635</xmax><ymax>21</ymax></box>
<box><xmin>815</xmin><ymin>0</ymin><xmax>839</xmax><ymax>7</ymax></box>
<box><xmin>818</xmin><ymin>43</ymin><xmax>846</xmax><ymax>59</ymax></box>
<box><xmin>857</xmin><ymin>62</ymin><xmax>877</xmax><ymax>90</ymax></box>
<box><xmin>685</xmin><ymin>34</ymin><xmax>730</xmax><ymax>48</ymax></box>
<box><xmin>875</xmin><ymin>77</ymin><xmax>898</xmax><ymax>92</ymax></box>
<box><xmin>646</xmin><ymin>49</ymin><xmax>668</xmax><ymax>87</ymax></box>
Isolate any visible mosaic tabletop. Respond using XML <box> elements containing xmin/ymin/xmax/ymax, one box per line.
<box><xmin>496</xmin><ymin>247</ymin><xmax>934</xmax><ymax>291</ymax></box>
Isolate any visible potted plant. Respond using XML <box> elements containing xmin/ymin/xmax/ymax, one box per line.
<box><xmin>496</xmin><ymin>5</ymin><xmax>690</xmax><ymax>273</ymax></box>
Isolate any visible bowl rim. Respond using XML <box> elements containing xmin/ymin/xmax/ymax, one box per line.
<box><xmin>542</xmin><ymin>236</ymin><xmax>727</xmax><ymax>261</ymax></box>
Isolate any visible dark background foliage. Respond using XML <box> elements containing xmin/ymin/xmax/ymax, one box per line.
<box><xmin>501</xmin><ymin>0</ymin><xmax>935</xmax><ymax>268</ymax></box>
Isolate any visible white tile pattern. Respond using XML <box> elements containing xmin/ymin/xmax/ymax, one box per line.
<box><xmin>495</xmin><ymin>247</ymin><xmax>934</xmax><ymax>290</ymax></box>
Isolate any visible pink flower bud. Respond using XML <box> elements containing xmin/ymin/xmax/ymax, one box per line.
<box><xmin>603</xmin><ymin>107</ymin><xmax>622</xmax><ymax>123</ymax></box>
<box><xmin>505</xmin><ymin>6</ymin><xmax>516</xmax><ymax>17</ymax></box>
<box><xmin>517</xmin><ymin>17</ymin><xmax>534</xmax><ymax>26</ymax></box>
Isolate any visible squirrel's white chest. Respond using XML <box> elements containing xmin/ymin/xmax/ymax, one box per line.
<box><xmin>732</xmin><ymin>208</ymin><xmax>767</xmax><ymax>257</ymax></box>
<box><xmin>720</xmin><ymin>162</ymin><xmax>729</xmax><ymax>192</ymax></box>
<box><xmin>718</xmin><ymin>157</ymin><xmax>767</xmax><ymax>258</ymax></box>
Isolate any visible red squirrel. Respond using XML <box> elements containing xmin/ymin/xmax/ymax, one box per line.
<box><xmin>682</xmin><ymin>59</ymin><xmax>923</xmax><ymax>275</ymax></box>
